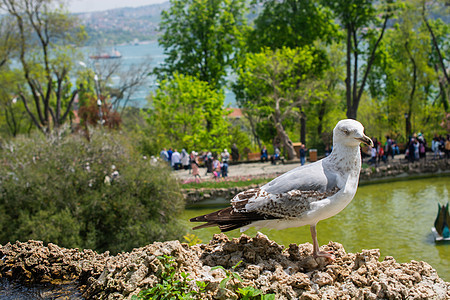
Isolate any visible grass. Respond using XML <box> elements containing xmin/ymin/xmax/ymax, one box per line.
<box><xmin>181</xmin><ymin>176</ymin><xmax>273</xmax><ymax>190</ymax></box>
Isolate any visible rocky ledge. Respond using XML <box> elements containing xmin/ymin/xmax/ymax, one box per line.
<box><xmin>1</xmin><ymin>234</ymin><xmax>449</xmax><ymax>299</ymax></box>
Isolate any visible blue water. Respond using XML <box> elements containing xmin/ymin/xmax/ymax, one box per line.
<box><xmin>81</xmin><ymin>41</ymin><xmax>237</xmax><ymax>108</ymax></box>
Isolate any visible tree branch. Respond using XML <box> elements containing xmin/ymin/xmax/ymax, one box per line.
<box><xmin>19</xmin><ymin>92</ymin><xmax>43</xmax><ymax>132</ymax></box>
<box><xmin>357</xmin><ymin>8</ymin><xmax>390</xmax><ymax>105</ymax></box>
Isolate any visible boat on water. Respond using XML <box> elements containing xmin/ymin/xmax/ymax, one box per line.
<box><xmin>432</xmin><ymin>202</ymin><xmax>450</xmax><ymax>242</ymax></box>
<box><xmin>89</xmin><ymin>48</ymin><xmax>122</xmax><ymax>59</ymax></box>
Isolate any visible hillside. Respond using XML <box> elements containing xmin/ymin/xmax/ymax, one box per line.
<box><xmin>74</xmin><ymin>2</ymin><xmax>170</xmax><ymax>46</ymax></box>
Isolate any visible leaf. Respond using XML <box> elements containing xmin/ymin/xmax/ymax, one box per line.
<box><xmin>219</xmin><ymin>277</ymin><xmax>231</xmax><ymax>289</ymax></box>
<box><xmin>232</xmin><ymin>272</ymin><xmax>243</xmax><ymax>282</ymax></box>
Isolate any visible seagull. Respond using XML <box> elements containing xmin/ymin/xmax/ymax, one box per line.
<box><xmin>190</xmin><ymin>119</ymin><xmax>373</xmax><ymax>260</ymax></box>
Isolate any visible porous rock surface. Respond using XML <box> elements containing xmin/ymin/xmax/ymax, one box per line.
<box><xmin>0</xmin><ymin>233</ymin><xmax>448</xmax><ymax>299</ymax></box>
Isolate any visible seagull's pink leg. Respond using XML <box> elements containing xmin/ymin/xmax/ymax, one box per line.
<box><xmin>310</xmin><ymin>224</ymin><xmax>335</xmax><ymax>261</ymax></box>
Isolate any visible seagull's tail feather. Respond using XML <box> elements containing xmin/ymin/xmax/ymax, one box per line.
<box><xmin>190</xmin><ymin>207</ymin><xmax>277</xmax><ymax>232</ymax></box>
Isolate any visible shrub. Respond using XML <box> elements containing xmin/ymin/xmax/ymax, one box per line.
<box><xmin>0</xmin><ymin>129</ymin><xmax>186</xmax><ymax>253</ymax></box>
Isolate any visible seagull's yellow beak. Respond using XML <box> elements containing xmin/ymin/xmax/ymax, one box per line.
<box><xmin>356</xmin><ymin>135</ymin><xmax>373</xmax><ymax>147</ymax></box>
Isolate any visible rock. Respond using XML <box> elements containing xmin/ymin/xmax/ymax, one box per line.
<box><xmin>0</xmin><ymin>237</ymin><xmax>449</xmax><ymax>299</ymax></box>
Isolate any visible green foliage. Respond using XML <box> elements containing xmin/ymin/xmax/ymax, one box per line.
<box><xmin>212</xmin><ymin>261</ymin><xmax>275</xmax><ymax>299</ymax></box>
<box><xmin>181</xmin><ymin>177</ymin><xmax>270</xmax><ymax>189</ymax></box>
<box><xmin>323</xmin><ymin>0</ymin><xmax>397</xmax><ymax>119</ymax></box>
<box><xmin>0</xmin><ymin>68</ymin><xmax>32</xmax><ymax>137</ymax></box>
<box><xmin>237</xmin><ymin>287</ymin><xmax>275</xmax><ymax>300</ymax></box>
<box><xmin>0</xmin><ymin>129</ymin><xmax>186</xmax><ymax>254</ymax></box>
<box><xmin>183</xmin><ymin>233</ymin><xmax>202</xmax><ymax>246</ymax></box>
<box><xmin>149</xmin><ymin>73</ymin><xmax>231</xmax><ymax>153</ymax></box>
<box><xmin>249</xmin><ymin>0</ymin><xmax>339</xmax><ymax>51</ymax></box>
<box><xmin>212</xmin><ymin>261</ymin><xmax>243</xmax><ymax>291</ymax></box>
<box><xmin>156</xmin><ymin>0</ymin><xmax>249</xmax><ymax>90</ymax></box>
<box><xmin>133</xmin><ymin>255</ymin><xmax>207</xmax><ymax>300</ymax></box>
<box><xmin>228</xmin><ymin>124</ymin><xmax>252</xmax><ymax>156</ymax></box>
<box><xmin>363</xmin><ymin>0</ymin><xmax>448</xmax><ymax>142</ymax></box>
<box><xmin>0</xmin><ymin>0</ymin><xmax>87</xmax><ymax>133</ymax></box>
<box><xmin>234</xmin><ymin>46</ymin><xmax>322</xmax><ymax>159</ymax></box>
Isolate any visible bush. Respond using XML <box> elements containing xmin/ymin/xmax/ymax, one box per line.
<box><xmin>0</xmin><ymin>129</ymin><xmax>186</xmax><ymax>254</ymax></box>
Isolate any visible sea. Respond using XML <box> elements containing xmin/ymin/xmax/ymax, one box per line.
<box><xmin>82</xmin><ymin>41</ymin><xmax>236</xmax><ymax>108</ymax></box>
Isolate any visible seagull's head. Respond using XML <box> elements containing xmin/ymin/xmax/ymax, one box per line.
<box><xmin>333</xmin><ymin>119</ymin><xmax>373</xmax><ymax>147</ymax></box>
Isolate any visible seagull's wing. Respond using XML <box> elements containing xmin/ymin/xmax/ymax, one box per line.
<box><xmin>231</xmin><ymin>186</ymin><xmax>339</xmax><ymax>219</ymax></box>
<box><xmin>262</xmin><ymin>159</ymin><xmax>338</xmax><ymax>194</ymax></box>
<box><xmin>190</xmin><ymin>159</ymin><xmax>340</xmax><ymax>232</ymax></box>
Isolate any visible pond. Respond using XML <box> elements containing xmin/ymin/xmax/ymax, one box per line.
<box><xmin>182</xmin><ymin>176</ymin><xmax>450</xmax><ymax>282</ymax></box>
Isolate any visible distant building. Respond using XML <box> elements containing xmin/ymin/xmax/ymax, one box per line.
<box><xmin>226</xmin><ymin>108</ymin><xmax>243</xmax><ymax>119</ymax></box>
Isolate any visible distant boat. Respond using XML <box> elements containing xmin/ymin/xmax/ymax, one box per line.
<box><xmin>432</xmin><ymin>202</ymin><xmax>450</xmax><ymax>242</ymax></box>
<box><xmin>89</xmin><ymin>48</ymin><xmax>122</xmax><ymax>59</ymax></box>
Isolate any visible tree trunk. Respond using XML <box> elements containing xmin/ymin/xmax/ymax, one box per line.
<box><xmin>245</xmin><ymin>112</ymin><xmax>262</xmax><ymax>149</ymax></box>
<box><xmin>300</xmin><ymin>111</ymin><xmax>306</xmax><ymax>145</ymax></box>
<box><xmin>406</xmin><ymin>112</ymin><xmax>412</xmax><ymax>138</ymax></box>
<box><xmin>275</xmin><ymin>122</ymin><xmax>297</xmax><ymax>160</ymax></box>
<box><xmin>317</xmin><ymin>100</ymin><xmax>326</xmax><ymax>137</ymax></box>
<box><xmin>422</xmin><ymin>3</ymin><xmax>449</xmax><ymax>85</ymax></box>
<box><xmin>345</xmin><ymin>24</ymin><xmax>353</xmax><ymax>119</ymax></box>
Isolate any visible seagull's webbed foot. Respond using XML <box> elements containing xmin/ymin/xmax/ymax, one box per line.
<box><xmin>313</xmin><ymin>250</ymin><xmax>335</xmax><ymax>261</ymax></box>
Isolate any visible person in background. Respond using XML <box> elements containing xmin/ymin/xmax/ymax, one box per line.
<box><xmin>271</xmin><ymin>147</ymin><xmax>281</xmax><ymax>165</ymax></box>
<box><xmin>392</xmin><ymin>140</ymin><xmax>400</xmax><ymax>155</ymax></box>
<box><xmin>160</xmin><ymin>148</ymin><xmax>169</xmax><ymax>164</ymax></box>
<box><xmin>181</xmin><ymin>149</ymin><xmax>190</xmax><ymax>170</ymax></box>
<box><xmin>221</xmin><ymin>149</ymin><xmax>230</xmax><ymax>177</ymax></box>
<box><xmin>204</xmin><ymin>151</ymin><xmax>213</xmax><ymax>176</ymax></box>
<box><xmin>212</xmin><ymin>156</ymin><xmax>221</xmax><ymax>179</ymax></box>
<box><xmin>445</xmin><ymin>135</ymin><xmax>450</xmax><ymax>159</ymax></box>
<box><xmin>417</xmin><ymin>133</ymin><xmax>426</xmax><ymax>159</ymax></box>
<box><xmin>167</xmin><ymin>148</ymin><xmax>173</xmax><ymax>166</ymax></box>
<box><xmin>385</xmin><ymin>135</ymin><xmax>393</xmax><ymax>159</ymax></box>
<box><xmin>324</xmin><ymin>145</ymin><xmax>331</xmax><ymax>157</ymax></box>
<box><xmin>260</xmin><ymin>145</ymin><xmax>268</xmax><ymax>163</ymax></box>
<box><xmin>190</xmin><ymin>151</ymin><xmax>201</xmax><ymax>182</ymax></box>
<box><xmin>171</xmin><ymin>149</ymin><xmax>181</xmax><ymax>170</ymax></box>
<box><xmin>299</xmin><ymin>144</ymin><xmax>307</xmax><ymax>166</ymax></box>
<box><xmin>369</xmin><ymin>142</ymin><xmax>377</xmax><ymax>165</ymax></box>
<box><xmin>431</xmin><ymin>136</ymin><xmax>441</xmax><ymax>160</ymax></box>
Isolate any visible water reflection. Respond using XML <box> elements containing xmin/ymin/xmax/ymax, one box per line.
<box><xmin>0</xmin><ymin>278</ymin><xmax>83</xmax><ymax>299</ymax></box>
<box><xmin>183</xmin><ymin>176</ymin><xmax>450</xmax><ymax>281</ymax></box>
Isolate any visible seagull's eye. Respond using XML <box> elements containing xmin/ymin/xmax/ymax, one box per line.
<box><xmin>342</xmin><ymin>129</ymin><xmax>350</xmax><ymax>136</ymax></box>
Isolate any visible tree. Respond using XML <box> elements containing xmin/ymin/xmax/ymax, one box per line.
<box><xmin>0</xmin><ymin>14</ymin><xmax>18</xmax><ymax>68</ymax></box>
<box><xmin>149</xmin><ymin>73</ymin><xmax>231</xmax><ymax>152</ymax></box>
<box><xmin>367</xmin><ymin>0</ymin><xmax>442</xmax><ymax>140</ymax></box>
<box><xmin>0</xmin><ymin>69</ymin><xmax>32</xmax><ymax>137</ymax></box>
<box><xmin>81</xmin><ymin>56</ymin><xmax>153</xmax><ymax>115</ymax></box>
<box><xmin>235</xmin><ymin>47</ymin><xmax>320</xmax><ymax>160</ymax></box>
<box><xmin>249</xmin><ymin>0</ymin><xmax>338</xmax><ymax>51</ymax></box>
<box><xmin>324</xmin><ymin>0</ymin><xmax>395</xmax><ymax>119</ymax></box>
<box><xmin>421</xmin><ymin>0</ymin><xmax>449</xmax><ymax>112</ymax></box>
<box><xmin>155</xmin><ymin>0</ymin><xmax>249</xmax><ymax>90</ymax></box>
<box><xmin>2</xmin><ymin>0</ymin><xmax>87</xmax><ymax>133</ymax></box>
<box><xmin>246</xmin><ymin>0</ymin><xmax>338</xmax><ymax>145</ymax></box>
<box><xmin>305</xmin><ymin>42</ymin><xmax>347</xmax><ymax>148</ymax></box>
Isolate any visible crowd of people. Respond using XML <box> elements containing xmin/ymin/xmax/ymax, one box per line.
<box><xmin>367</xmin><ymin>133</ymin><xmax>450</xmax><ymax>165</ymax></box>
<box><xmin>159</xmin><ymin>145</ymin><xmax>240</xmax><ymax>181</ymax></box>
<box><xmin>159</xmin><ymin>133</ymin><xmax>450</xmax><ymax>179</ymax></box>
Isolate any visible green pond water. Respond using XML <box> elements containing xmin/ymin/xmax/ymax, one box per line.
<box><xmin>182</xmin><ymin>176</ymin><xmax>450</xmax><ymax>282</ymax></box>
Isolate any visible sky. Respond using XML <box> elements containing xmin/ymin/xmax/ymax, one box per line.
<box><xmin>68</xmin><ymin>0</ymin><xmax>167</xmax><ymax>13</ymax></box>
